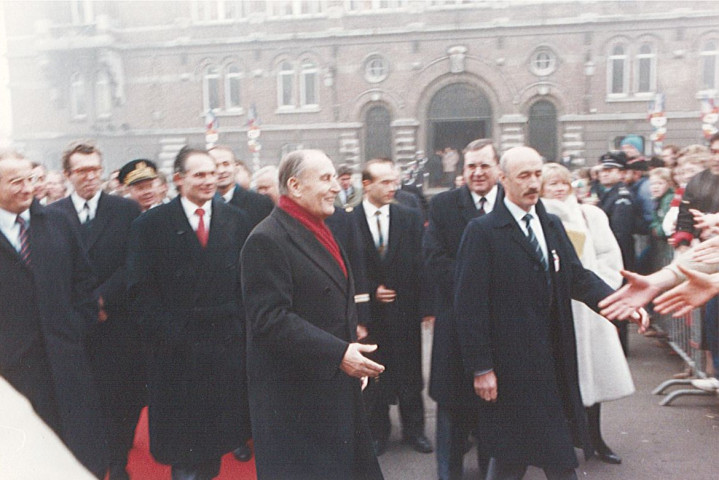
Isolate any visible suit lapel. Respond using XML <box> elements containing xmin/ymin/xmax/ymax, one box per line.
<box><xmin>84</xmin><ymin>192</ymin><xmax>111</xmax><ymax>250</ymax></box>
<box><xmin>0</xmin><ymin>227</ymin><xmax>21</xmax><ymax>263</ymax></box>
<box><xmin>275</xmin><ymin>209</ymin><xmax>348</xmax><ymax>294</ymax></box>
<box><xmin>169</xmin><ymin>197</ymin><xmax>204</xmax><ymax>263</ymax></box>
<box><xmin>383</xmin><ymin>204</ymin><xmax>401</xmax><ymax>265</ymax></box>
<box><xmin>458</xmin><ymin>186</ymin><xmax>480</xmax><ymax>223</ymax></box>
<box><xmin>493</xmin><ymin>199</ymin><xmax>545</xmax><ymax>269</ymax></box>
<box><xmin>206</xmin><ymin>197</ymin><xmax>229</xmax><ymax>250</ymax></box>
<box><xmin>354</xmin><ymin>203</ymin><xmax>383</xmax><ymax>266</ymax></box>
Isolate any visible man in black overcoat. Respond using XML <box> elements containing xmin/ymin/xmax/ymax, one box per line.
<box><xmin>350</xmin><ymin>158</ymin><xmax>432</xmax><ymax>456</ymax></box>
<box><xmin>454</xmin><ymin>147</ymin><xmax>646</xmax><ymax>480</ymax></box>
<box><xmin>126</xmin><ymin>147</ymin><xmax>252</xmax><ymax>480</ymax></box>
<box><xmin>241</xmin><ymin>149</ymin><xmax>385</xmax><ymax>480</ymax></box>
<box><xmin>423</xmin><ymin>139</ymin><xmax>500</xmax><ymax>480</ymax></box>
<box><xmin>209</xmin><ymin>145</ymin><xmax>273</xmax><ymax>229</ymax></box>
<box><xmin>0</xmin><ymin>151</ymin><xmax>108</xmax><ymax>477</ymax></box>
<box><xmin>50</xmin><ymin>141</ymin><xmax>145</xmax><ymax>480</ymax></box>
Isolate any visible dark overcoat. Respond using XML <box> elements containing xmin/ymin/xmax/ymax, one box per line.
<box><xmin>241</xmin><ymin>208</ymin><xmax>383</xmax><ymax>480</ymax></box>
<box><xmin>454</xmin><ymin>199</ymin><xmax>614</xmax><ymax>469</ymax></box>
<box><xmin>353</xmin><ymin>202</ymin><xmax>426</xmax><ymax>402</ymax></box>
<box><xmin>227</xmin><ymin>183</ymin><xmax>274</xmax><ymax>229</ymax></box>
<box><xmin>50</xmin><ymin>193</ymin><xmax>146</xmax><ymax>418</ymax></box>
<box><xmin>423</xmin><ymin>185</ymin><xmax>502</xmax><ymax>407</ymax></box>
<box><xmin>126</xmin><ymin>197</ymin><xmax>251</xmax><ymax>465</ymax></box>
<box><xmin>0</xmin><ymin>202</ymin><xmax>107</xmax><ymax>477</ymax></box>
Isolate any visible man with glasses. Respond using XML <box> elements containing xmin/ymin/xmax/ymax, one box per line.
<box><xmin>0</xmin><ymin>149</ymin><xmax>108</xmax><ymax>477</ymax></box>
<box><xmin>52</xmin><ymin>141</ymin><xmax>144</xmax><ymax>480</ymax></box>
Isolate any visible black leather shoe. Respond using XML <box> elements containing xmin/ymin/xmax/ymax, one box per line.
<box><xmin>596</xmin><ymin>448</ymin><xmax>621</xmax><ymax>465</ymax></box>
<box><xmin>373</xmin><ymin>438</ymin><xmax>387</xmax><ymax>457</ymax></box>
<box><xmin>402</xmin><ymin>434</ymin><xmax>434</xmax><ymax>454</ymax></box>
<box><xmin>233</xmin><ymin>444</ymin><xmax>253</xmax><ymax>462</ymax></box>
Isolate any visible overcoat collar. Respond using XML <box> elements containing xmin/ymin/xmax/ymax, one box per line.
<box><xmin>355</xmin><ymin>202</ymin><xmax>401</xmax><ymax>266</ymax></box>
<box><xmin>0</xmin><ymin>200</ymin><xmax>44</xmax><ymax>271</ymax></box>
<box><xmin>491</xmin><ymin>197</ymin><xmax>556</xmax><ymax>270</ymax></box>
<box><xmin>273</xmin><ymin>208</ymin><xmax>349</xmax><ymax>294</ymax></box>
<box><xmin>169</xmin><ymin>196</ymin><xmax>229</xmax><ymax>262</ymax></box>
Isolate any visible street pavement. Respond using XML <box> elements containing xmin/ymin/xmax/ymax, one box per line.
<box><xmin>378</xmin><ymin>326</ymin><xmax>719</xmax><ymax>480</ymax></box>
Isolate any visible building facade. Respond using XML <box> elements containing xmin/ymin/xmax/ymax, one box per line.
<box><xmin>3</xmin><ymin>0</ymin><xmax>719</xmax><ymax>172</ymax></box>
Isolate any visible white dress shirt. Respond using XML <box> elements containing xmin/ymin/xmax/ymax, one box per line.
<box><xmin>363</xmin><ymin>199</ymin><xmax>390</xmax><ymax>249</ymax></box>
<box><xmin>181</xmin><ymin>197</ymin><xmax>213</xmax><ymax>232</ymax></box>
<box><xmin>70</xmin><ymin>191</ymin><xmax>101</xmax><ymax>223</ymax></box>
<box><xmin>221</xmin><ymin>185</ymin><xmax>236</xmax><ymax>203</ymax></box>
<box><xmin>504</xmin><ymin>197</ymin><xmax>548</xmax><ymax>263</ymax></box>
<box><xmin>470</xmin><ymin>184</ymin><xmax>499</xmax><ymax>213</ymax></box>
<box><xmin>0</xmin><ymin>207</ymin><xmax>30</xmax><ymax>252</ymax></box>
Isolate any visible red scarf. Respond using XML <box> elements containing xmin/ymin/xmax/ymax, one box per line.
<box><xmin>279</xmin><ymin>195</ymin><xmax>347</xmax><ymax>278</ymax></box>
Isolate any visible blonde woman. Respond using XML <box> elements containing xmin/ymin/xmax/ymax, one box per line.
<box><xmin>541</xmin><ymin>163</ymin><xmax>635</xmax><ymax>464</ymax></box>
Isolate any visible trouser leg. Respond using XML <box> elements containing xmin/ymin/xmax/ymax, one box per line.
<box><xmin>543</xmin><ymin>466</ymin><xmax>578</xmax><ymax>480</ymax></box>
<box><xmin>398</xmin><ymin>388</ymin><xmax>425</xmax><ymax>439</ymax></box>
<box><xmin>484</xmin><ymin>458</ymin><xmax>527</xmax><ymax>480</ymax></box>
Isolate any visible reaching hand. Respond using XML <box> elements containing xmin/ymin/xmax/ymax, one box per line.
<box><xmin>691</xmin><ymin>209</ymin><xmax>719</xmax><ymax>233</ymax></box>
<box><xmin>654</xmin><ymin>265</ymin><xmax>719</xmax><ymax>317</ymax></box>
<box><xmin>629</xmin><ymin>307</ymin><xmax>650</xmax><ymax>334</ymax></box>
<box><xmin>691</xmin><ymin>235</ymin><xmax>719</xmax><ymax>264</ymax></box>
<box><xmin>598</xmin><ymin>270</ymin><xmax>662</xmax><ymax>320</ymax></box>
<box><xmin>340</xmin><ymin>343</ymin><xmax>385</xmax><ymax>379</ymax></box>
<box><xmin>473</xmin><ymin>371</ymin><xmax>498</xmax><ymax>402</ymax></box>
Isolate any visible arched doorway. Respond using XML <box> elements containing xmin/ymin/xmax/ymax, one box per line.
<box><xmin>427</xmin><ymin>83</ymin><xmax>492</xmax><ymax>156</ymax></box>
<box><xmin>365</xmin><ymin>105</ymin><xmax>392</xmax><ymax>161</ymax></box>
<box><xmin>528</xmin><ymin>100</ymin><xmax>558</xmax><ymax>162</ymax></box>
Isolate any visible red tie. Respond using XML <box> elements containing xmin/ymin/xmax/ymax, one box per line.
<box><xmin>195</xmin><ymin>208</ymin><xmax>208</xmax><ymax>248</ymax></box>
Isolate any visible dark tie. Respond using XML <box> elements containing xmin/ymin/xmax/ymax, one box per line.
<box><xmin>374</xmin><ymin>210</ymin><xmax>385</xmax><ymax>257</ymax></box>
<box><xmin>196</xmin><ymin>208</ymin><xmax>208</xmax><ymax>248</ymax></box>
<box><xmin>82</xmin><ymin>202</ymin><xmax>93</xmax><ymax>227</ymax></box>
<box><xmin>523</xmin><ymin>213</ymin><xmax>548</xmax><ymax>271</ymax></box>
<box><xmin>16</xmin><ymin>215</ymin><xmax>31</xmax><ymax>266</ymax></box>
<box><xmin>477</xmin><ymin>196</ymin><xmax>487</xmax><ymax>215</ymax></box>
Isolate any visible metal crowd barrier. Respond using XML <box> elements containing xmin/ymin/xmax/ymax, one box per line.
<box><xmin>647</xmin><ymin>239</ymin><xmax>715</xmax><ymax>406</ymax></box>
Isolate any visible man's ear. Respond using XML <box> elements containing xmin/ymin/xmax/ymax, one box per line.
<box><xmin>287</xmin><ymin>176</ymin><xmax>300</xmax><ymax>197</ymax></box>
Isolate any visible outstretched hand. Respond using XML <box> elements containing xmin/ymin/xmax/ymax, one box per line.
<box><xmin>340</xmin><ymin>343</ymin><xmax>385</xmax><ymax>379</ymax></box>
<box><xmin>598</xmin><ymin>270</ymin><xmax>662</xmax><ymax>320</ymax></box>
<box><xmin>654</xmin><ymin>265</ymin><xmax>719</xmax><ymax>317</ymax></box>
<box><xmin>691</xmin><ymin>235</ymin><xmax>719</xmax><ymax>265</ymax></box>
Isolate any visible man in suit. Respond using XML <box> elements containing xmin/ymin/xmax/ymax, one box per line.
<box><xmin>50</xmin><ymin>142</ymin><xmax>145</xmax><ymax>480</ymax></box>
<box><xmin>126</xmin><ymin>146</ymin><xmax>252</xmax><ymax>480</ymax></box>
<box><xmin>0</xmin><ymin>150</ymin><xmax>108</xmax><ymax>477</ymax></box>
<box><xmin>241</xmin><ymin>149</ymin><xmax>385</xmax><ymax>480</ymax></box>
<box><xmin>423</xmin><ymin>138</ymin><xmax>500</xmax><ymax>480</ymax></box>
<box><xmin>454</xmin><ymin>147</ymin><xmax>646</xmax><ymax>480</ymax></box>
<box><xmin>209</xmin><ymin>145</ymin><xmax>273</xmax><ymax>229</ymax></box>
<box><xmin>350</xmin><ymin>158</ymin><xmax>432</xmax><ymax>456</ymax></box>
<box><xmin>335</xmin><ymin>163</ymin><xmax>362</xmax><ymax>210</ymax></box>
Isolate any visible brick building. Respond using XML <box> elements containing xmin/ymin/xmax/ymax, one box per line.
<box><xmin>3</xmin><ymin>0</ymin><xmax>719</xmax><ymax>173</ymax></box>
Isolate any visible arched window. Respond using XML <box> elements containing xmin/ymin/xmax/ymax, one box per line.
<box><xmin>95</xmin><ymin>70</ymin><xmax>113</xmax><ymax>118</ymax></box>
<box><xmin>203</xmin><ymin>65</ymin><xmax>221</xmax><ymax>112</ymax></box>
<box><xmin>607</xmin><ymin>44</ymin><xmax>628</xmax><ymax>95</ymax></box>
<box><xmin>225</xmin><ymin>64</ymin><xmax>242</xmax><ymax>110</ymax></box>
<box><xmin>528</xmin><ymin>100</ymin><xmax>557</xmax><ymax>162</ymax></box>
<box><xmin>277</xmin><ymin>61</ymin><xmax>295</xmax><ymax>108</ymax></box>
<box><xmin>365</xmin><ymin>105</ymin><xmax>392</xmax><ymax>161</ymax></box>
<box><xmin>635</xmin><ymin>43</ymin><xmax>656</xmax><ymax>94</ymax></box>
<box><xmin>300</xmin><ymin>60</ymin><xmax>318</xmax><ymax>106</ymax></box>
<box><xmin>70</xmin><ymin>72</ymin><xmax>87</xmax><ymax>119</ymax></box>
<box><xmin>701</xmin><ymin>40</ymin><xmax>719</xmax><ymax>91</ymax></box>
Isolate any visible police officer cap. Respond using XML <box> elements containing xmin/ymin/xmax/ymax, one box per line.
<box><xmin>599</xmin><ymin>151</ymin><xmax>628</xmax><ymax>170</ymax></box>
<box><xmin>118</xmin><ymin>159</ymin><xmax>159</xmax><ymax>186</ymax></box>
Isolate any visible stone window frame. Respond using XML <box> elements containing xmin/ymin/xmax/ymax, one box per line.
<box><xmin>700</xmin><ymin>38</ymin><xmax>719</xmax><ymax>93</ymax></box>
<box><xmin>529</xmin><ymin>47</ymin><xmax>558</xmax><ymax>77</ymax></box>
<box><xmin>70</xmin><ymin>72</ymin><xmax>87</xmax><ymax>120</ymax></box>
<box><xmin>363</xmin><ymin>53</ymin><xmax>390</xmax><ymax>84</ymax></box>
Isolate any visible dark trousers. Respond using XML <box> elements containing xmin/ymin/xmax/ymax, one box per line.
<box><xmin>1</xmin><ymin>340</ymin><xmax>61</xmax><ymax>434</ymax></box>
<box><xmin>436</xmin><ymin>403</ymin><xmax>487</xmax><ymax>480</ymax></box>
<box><xmin>705</xmin><ymin>296</ymin><xmax>719</xmax><ymax>378</ymax></box>
<box><xmin>171</xmin><ymin>458</ymin><xmax>221</xmax><ymax>480</ymax></box>
<box><xmin>485</xmin><ymin>458</ymin><xmax>578</xmax><ymax>480</ymax></box>
<box><xmin>369</xmin><ymin>388</ymin><xmax>425</xmax><ymax>440</ymax></box>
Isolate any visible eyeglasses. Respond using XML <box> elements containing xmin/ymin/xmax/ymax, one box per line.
<box><xmin>70</xmin><ymin>166</ymin><xmax>102</xmax><ymax>177</ymax></box>
<box><xmin>7</xmin><ymin>175</ymin><xmax>38</xmax><ymax>188</ymax></box>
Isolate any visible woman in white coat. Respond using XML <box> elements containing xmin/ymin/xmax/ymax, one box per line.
<box><xmin>541</xmin><ymin>163</ymin><xmax>635</xmax><ymax>465</ymax></box>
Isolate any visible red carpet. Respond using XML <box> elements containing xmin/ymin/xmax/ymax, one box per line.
<box><xmin>123</xmin><ymin>407</ymin><xmax>257</xmax><ymax>480</ymax></box>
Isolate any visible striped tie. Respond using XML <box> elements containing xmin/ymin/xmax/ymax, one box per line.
<box><xmin>16</xmin><ymin>215</ymin><xmax>31</xmax><ymax>266</ymax></box>
<box><xmin>523</xmin><ymin>213</ymin><xmax>547</xmax><ymax>271</ymax></box>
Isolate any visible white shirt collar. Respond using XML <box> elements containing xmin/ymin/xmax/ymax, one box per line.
<box><xmin>470</xmin><ymin>184</ymin><xmax>498</xmax><ymax>212</ymax></box>
<box><xmin>362</xmin><ymin>199</ymin><xmax>389</xmax><ymax>218</ymax></box>
<box><xmin>221</xmin><ymin>185</ymin><xmax>236</xmax><ymax>203</ymax></box>
<box><xmin>180</xmin><ymin>196</ymin><xmax>213</xmax><ymax>221</ymax></box>
<box><xmin>504</xmin><ymin>197</ymin><xmax>537</xmax><ymax>226</ymax></box>
<box><xmin>0</xmin><ymin>207</ymin><xmax>29</xmax><ymax>230</ymax></box>
<box><xmin>70</xmin><ymin>190</ymin><xmax>101</xmax><ymax>216</ymax></box>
